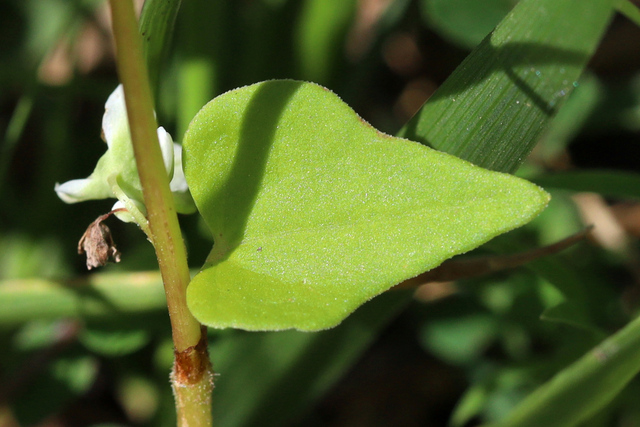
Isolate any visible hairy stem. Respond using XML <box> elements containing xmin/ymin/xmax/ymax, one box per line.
<box><xmin>108</xmin><ymin>1</ymin><xmax>212</xmax><ymax>425</ymax></box>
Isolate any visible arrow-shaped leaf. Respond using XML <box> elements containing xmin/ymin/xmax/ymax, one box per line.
<box><xmin>183</xmin><ymin>80</ymin><xmax>549</xmax><ymax>331</ymax></box>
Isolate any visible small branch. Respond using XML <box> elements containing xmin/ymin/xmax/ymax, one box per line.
<box><xmin>396</xmin><ymin>227</ymin><xmax>594</xmax><ymax>289</ymax></box>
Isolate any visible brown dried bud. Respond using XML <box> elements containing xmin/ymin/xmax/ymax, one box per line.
<box><xmin>78</xmin><ymin>212</ymin><xmax>122</xmax><ymax>270</ymax></box>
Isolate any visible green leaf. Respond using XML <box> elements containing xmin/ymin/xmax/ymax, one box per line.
<box><xmin>79</xmin><ymin>325</ymin><xmax>150</xmax><ymax>357</ymax></box>
<box><xmin>419</xmin><ymin>0</ymin><xmax>519</xmax><ymax>49</ymax></box>
<box><xmin>535</xmin><ymin>74</ymin><xmax>602</xmax><ymax>162</ymax></box>
<box><xmin>294</xmin><ymin>0</ymin><xmax>356</xmax><ymax>84</ymax></box>
<box><xmin>420</xmin><ymin>314</ymin><xmax>499</xmax><ymax>365</ymax></box>
<box><xmin>617</xmin><ymin>0</ymin><xmax>640</xmax><ymax>28</ymax></box>
<box><xmin>540</xmin><ymin>301</ymin><xmax>603</xmax><ymax>336</ymax></box>
<box><xmin>211</xmin><ymin>290</ymin><xmax>411</xmax><ymax>427</ymax></box>
<box><xmin>0</xmin><ymin>272</ymin><xmax>167</xmax><ymax>326</ymax></box>
<box><xmin>139</xmin><ymin>0</ymin><xmax>182</xmax><ymax>97</ymax></box>
<box><xmin>12</xmin><ymin>354</ymin><xmax>98</xmax><ymax>426</ymax></box>
<box><xmin>183</xmin><ymin>80</ymin><xmax>549</xmax><ymax>331</ymax></box>
<box><xmin>490</xmin><ymin>314</ymin><xmax>640</xmax><ymax>427</ymax></box>
<box><xmin>532</xmin><ymin>170</ymin><xmax>640</xmax><ymax>200</ymax></box>
<box><xmin>400</xmin><ymin>0</ymin><xmax>615</xmax><ymax>173</ymax></box>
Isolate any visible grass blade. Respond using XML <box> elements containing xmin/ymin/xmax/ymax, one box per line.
<box><xmin>490</xmin><ymin>314</ymin><xmax>640</xmax><ymax>427</ymax></box>
<box><xmin>400</xmin><ymin>0</ymin><xmax>615</xmax><ymax>173</ymax></box>
<box><xmin>617</xmin><ymin>0</ymin><xmax>640</xmax><ymax>27</ymax></box>
<box><xmin>139</xmin><ymin>0</ymin><xmax>182</xmax><ymax>96</ymax></box>
<box><xmin>533</xmin><ymin>170</ymin><xmax>640</xmax><ymax>200</ymax></box>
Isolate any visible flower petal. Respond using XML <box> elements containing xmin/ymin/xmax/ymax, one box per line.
<box><xmin>170</xmin><ymin>144</ymin><xmax>197</xmax><ymax>214</ymax></box>
<box><xmin>102</xmin><ymin>85</ymin><xmax>128</xmax><ymax>148</ymax></box>
<box><xmin>170</xmin><ymin>144</ymin><xmax>187</xmax><ymax>193</ymax></box>
<box><xmin>157</xmin><ymin>127</ymin><xmax>174</xmax><ymax>176</ymax></box>
<box><xmin>55</xmin><ymin>177</ymin><xmax>111</xmax><ymax>203</ymax></box>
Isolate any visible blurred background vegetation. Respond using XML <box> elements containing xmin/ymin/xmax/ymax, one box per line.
<box><xmin>2</xmin><ymin>0</ymin><xmax>640</xmax><ymax>426</ymax></box>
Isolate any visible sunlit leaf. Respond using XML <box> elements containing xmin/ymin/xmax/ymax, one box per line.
<box><xmin>183</xmin><ymin>80</ymin><xmax>549</xmax><ymax>331</ymax></box>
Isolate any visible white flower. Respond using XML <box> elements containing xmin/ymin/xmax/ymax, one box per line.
<box><xmin>55</xmin><ymin>85</ymin><xmax>195</xmax><ymax>223</ymax></box>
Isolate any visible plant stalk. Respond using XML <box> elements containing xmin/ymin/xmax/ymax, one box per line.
<box><xmin>108</xmin><ymin>1</ymin><xmax>212</xmax><ymax>425</ymax></box>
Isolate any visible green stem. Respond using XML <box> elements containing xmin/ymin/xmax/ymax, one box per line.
<box><xmin>108</xmin><ymin>1</ymin><xmax>212</xmax><ymax>425</ymax></box>
<box><xmin>108</xmin><ymin>175</ymin><xmax>152</xmax><ymax>236</ymax></box>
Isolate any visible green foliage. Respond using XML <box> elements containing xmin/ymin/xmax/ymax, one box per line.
<box><xmin>3</xmin><ymin>0</ymin><xmax>640</xmax><ymax>425</ymax></box>
<box><xmin>491</xmin><ymin>314</ymin><xmax>640</xmax><ymax>427</ymax></box>
<box><xmin>402</xmin><ymin>0</ymin><xmax>615</xmax><ymax>173</ymax></box>
<box><xmin>183</xmin><ymin>80</ymin><xmax>548</xmax><ymax>331</ymax></box>
<box><xmin>534</xmin><ymin>170</ymin><xmax>640</xmax><ymax>200</ymax></box>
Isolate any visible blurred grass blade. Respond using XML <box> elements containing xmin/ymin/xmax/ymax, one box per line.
<box><xmin>139</xmin><ymin>0</ymin><xmax>182</xmax><ymax>96</ymax></box>
<box><xmin>533</xmin><ymin>170</ymin><xmax>640</xmax><ymax>200</ymax></box>
<box><xmin>617</xmin><ymin>0</ymin><xmax>640</xmax><ymax>27</ymax></box>
<box><xmin>0</xmin><ymin>272</ymin><xmax>167</xmax><ymax>326</ymax></box>
<box><xmin>294</xmin><ymin>0</ymin><xmax>356</xmax><ymax>84</ymax></box>
<box><xmin>490</xmin><ymin>314</ymin><xmax>640</xmax><ymax>427</ymax></box>
<box><xmin>175</xmin><ymin>0</ymin><xmax>227</xmax><ymax>138</ymax></box>
<box><xmin>399</xmin><ymin>0</ymin><xmax>615</xmax><ymax>173</ymax></box>
<box><xmin>0</xmin><ymin>94</ymin><xmax>34</xmax><ymax>193</ymax></box>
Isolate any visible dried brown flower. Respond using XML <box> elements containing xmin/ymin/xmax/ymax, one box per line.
<box><xmin>78</xmin><ymin>212</ymin><xmax>122</xmax><ymax>270</ymax></box>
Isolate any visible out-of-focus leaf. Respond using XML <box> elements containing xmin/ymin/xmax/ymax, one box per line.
<box><xmin>116</xmin><ymin>375</ymin><xmax>159</xmax><ymax>423</ymax></box>
<box><xmin>294</xmin><ymin>0</ymin><xmax>356</xmax><ymax>84</ymax></box>
<box><xmin>0</xmin><ymin>272</ymin><xmax>167</xmax><ymax>326</ymax></box>
<box><xmin>490</xmin><ymin>314</ymin><xmax>640</xmax><ymax>427</ymax></box>
<box><xmin>420</xmin><ymin>314</ymin><xmax>499</xmax><ymax>365</ymax></box>
<box><xmin>419</xmin><ymin>0</ymin><xmax>518</xmax><ymax>49</ymax></box>
<box><xmin>400</xmin><ymin>0</ymin><xmax>615</xmax><ymax>173</ymax></box>
<box><xmin>535</xmin><ymin>74</ymin><xmax>601</xmax><ymax>162</ymax></box>
<box><xmin>183</xmin><ymin>80</ymin><xmax>548</xmax><ymax>331</ymax></box>
<box><xmin>79</xmin><ymin>325</ymin><xmax>150</xmax><ymax>357</ymax></box>
<box><xmin>532</xmin><ymin>170</ymin><xmax>640</xmax><ymax>200</ymax></box>
<box><xmin>1</xmin><ymin>94</ymin><xmax>34</xmax><ymax>191</ymax></box>
<box><xmin>484</xmin><ymin>219</ymin><xmax>615</xmax><ymax>341</ymax></box>
<box><xmin>12</xmin><ymin>320</ymin><xmax>71</xmax><ymax>351</ymax></box>
<box><xmin>540</xmin><ymin>301</ymin><xmax>604</xmax><ymax>336</ymax></box>
<box><xmin>617</xmin><ymin>0</ymin><xmax>640</xmax><ymax>27</ymax></box>
<box><xmin>24</xmin><ymin>0</ymin><xmax>74</xmax><ymax>63</ymax></box>
<box><xmin>451</xmin><ymin>383</ymin><xmax>491</xmax><ymax>427</ymax></box>
<box><xmin>210</xmin><ymin>290</ymin><xmax>411</xmax><ymax>427</ymax></box>
<box><xmin>581</xmin><ymin>74</ymin><xmax>640</xmax><ymax>133</ymax></box>
<box><xmin>0</xmin><ymin>234</ymin><xmax>68</xmax><ymax>280</ymax></box>
<box><xmin>175</xmin><ymin>0</ymin><xmax>226</xmax><ymax>137</ymax></box>
<box><xmin>12</xmin><ymin>355</ymin><xmax>98</xmax><ymax>426</ymax></box>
